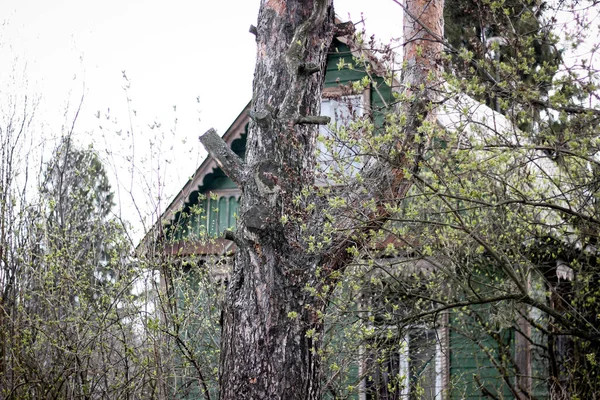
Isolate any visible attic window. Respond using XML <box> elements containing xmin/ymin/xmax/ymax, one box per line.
<box><xmin>317</xmin><ymin>92</ymin><xmax>367</xmax><ymax>182</ymax></box>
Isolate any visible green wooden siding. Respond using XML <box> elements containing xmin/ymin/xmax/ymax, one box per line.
<box><xmin>325</xmin><ymin>42</ymin><xmax>364</xmax><ymax>86</ymax></box>
<box><xmin>228</xmin><ymin>196</ymin><xmax>238</xmax><ymax>229</ymax></box>
<box><xmin>170</xmin><ymin>194</ymin><xmax>239</xmax><ymax>242</ymax></box>
<box><xmin>443</xmin><ymin>269</ymin><xmax>549</xmax><ymax>399</ymax></box>
<box><xmin>448</xmin><ymin>309</ymin><xmax>516</xmax><ymax>400</ymax></box>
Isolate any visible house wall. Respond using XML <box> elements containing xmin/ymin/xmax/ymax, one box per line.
<box><xmin>448</xmin><ymin>310</ymin><xmax>517</xmax><ymax>399</ymax></box>
<box><xmin>446</xmin><ymin>283</ymin><xmax>548</xmax><ymax>399</ymax></box>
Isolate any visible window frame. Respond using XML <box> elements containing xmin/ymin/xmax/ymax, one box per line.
<box><xmin>317</xmin><ymin>88</ymin><xmax>370</xmax><ymax>184</ymax></box>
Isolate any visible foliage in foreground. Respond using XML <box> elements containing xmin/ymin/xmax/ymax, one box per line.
<box><xmin>0</xmin><ymin>117</ymin><xmax>222</xmax><ymax>398</ymax></box>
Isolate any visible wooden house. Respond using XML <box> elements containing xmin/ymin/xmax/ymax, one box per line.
<box><xmin>141</xmin><ymin>28</ymin><xmax>550</xmax><ymax>400</ymax></box>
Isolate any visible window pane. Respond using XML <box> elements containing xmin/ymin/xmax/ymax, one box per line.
<box><xmin>218</xmin><ymin>197</ymin><xmax>228</xmax><ymax>235</ymax></box>
<box><xmin>318</xmin><ymin>96</ymin><xmax>364</xmax><ymax>181</ymax></box>
<box><xmin>409</xmin><ymin>330</ymin><xmax>438</xmax><ymax>400</ymax></box>
<box><xmin>365</xmin><ymin>338</ymin><xmax>404</xmax><ymax>400</ymax></box>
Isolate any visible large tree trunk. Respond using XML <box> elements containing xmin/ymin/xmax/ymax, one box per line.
<box><xmin>202</xmin><ymin>1</ymin><xmax>335</xmax><ymax>399</ymax></box>
<box><xmin>200</xmin><ymin>0</ymin><xmax>444</xmax><ymax>398</ymax></box>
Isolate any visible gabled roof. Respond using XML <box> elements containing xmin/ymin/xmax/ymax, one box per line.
<box><xmin>136</xmin><ymin>102</ymin><xmax>250</xmax><ymax>255</ymax></box>
<box><xmin>138</xmin><ymin>24</ymin><xmax>399</xmax><ymax>253</ymax></box>
<box><xmin>161</xmin><ymin>101</ymin><xmax>250</xmax><ymax>225</ymax></box>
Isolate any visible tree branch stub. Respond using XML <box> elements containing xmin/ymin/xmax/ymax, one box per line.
<box><xmin>198</xmin><ymin>128</ymin><xmax>246</xmax><ymax>188</ymax></box>
<box><xmin>298</xmin><ymin>62</ymin><xmax>321</xmax><ymax>75</ymax></box>
<box><xmin>295</xmin><ymin>116</ymin><xmax>331</xmax><ymax>125</ymax></box>
<box><xmin>334</xmin><ymin>21</ymin><xmax>356</xmax><ymax>37</ymax></box>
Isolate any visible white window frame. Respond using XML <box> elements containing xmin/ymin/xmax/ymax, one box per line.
<box><xmin>317</xmin><ymin>89</ymin><xmax>369</xmax><ymax>183</ymax></box>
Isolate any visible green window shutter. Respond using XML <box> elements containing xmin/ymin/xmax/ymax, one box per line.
<box><xmin>208</xmin><ymin>197</ymin><xmax>218</xmax><ymax>236</ymax></box>
<box><xmin>228</xmin><ymin>196</ymin><xmax>238</xmax><ymax>229</ymax></box>
<box><xmin>218</xmin><ymin>197</ymin><xmax>228</xmax><ymax>235</ymax></box>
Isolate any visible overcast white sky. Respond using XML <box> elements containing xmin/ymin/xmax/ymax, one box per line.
<box><xmin>1</xmin><ymin>0</ymin><xmax>401</xmax><ymax>132</ymax></box>
<box><xmin>0</xmin><ymin>0</ymin><xmax>402</xmax><ymax>234</ymax></box>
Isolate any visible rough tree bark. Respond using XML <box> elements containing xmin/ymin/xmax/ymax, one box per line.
<box><xmin>202</xmin><ymin>0</ymin><xmax>335</xmax><ymax>398</ymax></box>
<box><xmin>200</xmin><ymin>0</ymin><xmax>443</xmax><ymax>398</ymax></box>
